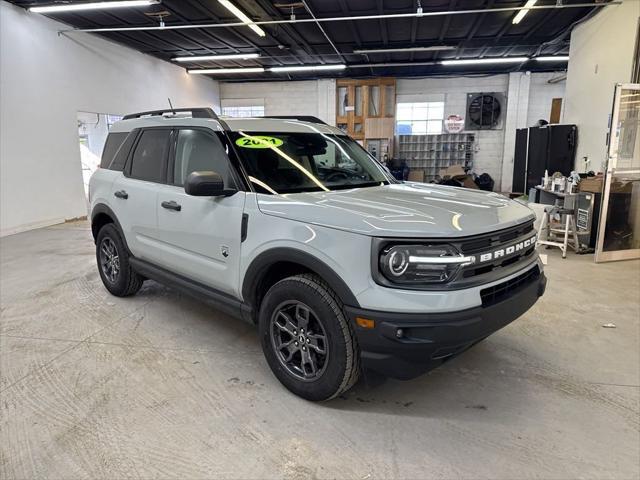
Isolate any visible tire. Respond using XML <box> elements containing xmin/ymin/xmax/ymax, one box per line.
<box><xmin>96</xmin><ymin>223</ymin><xmax>143</xmax><ymax>297</ymax></box>
<box><xmin>258</xmin><ymin>273</ymin><xmax>360</xmax><ymax>401</ymax></box>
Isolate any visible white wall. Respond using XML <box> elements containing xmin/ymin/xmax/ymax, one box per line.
<box><xmin>398</xmin><ymin>72</ymin><xmax>565</xmax><ymax>190</ymax></box>
<box><xmin>220</xmin><ymin>79</ymin><xmax>336</xmax><ymax>125</ymax></box>
<box><xmin>0</xmin><ymin>1</ymin><xmax>220</xmax><ymax>236</ymax></box>
<box><xmin>397</xmin><ymin>75</ymin><xmax>509</xmax><ymax>186</ymax></box>
<box><xmin>563</xmin><ymin>0</ymin><xmax>640</xmax><ymax>172</ymax></box>
<box><xmin>527</xmin><ymin>72</ymin><xmax>566</xmax><ymax>126</ymax></box>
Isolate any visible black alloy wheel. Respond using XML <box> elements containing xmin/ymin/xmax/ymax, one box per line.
<box><xmin>270</xmin><ymin>300</ymin><xmax>329</xmax><ymax>381</ymax></box>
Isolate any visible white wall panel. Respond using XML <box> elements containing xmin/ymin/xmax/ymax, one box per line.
<box><xmin>563</xmin><ymin>0</ymin><xmax>639</xmax><ymax>171</ymax></box>
<box><xmin>220</xmin><ymin>80</ymin><xmax>336</xmax><ymax>125</ymax></box>
<box><xmin>0</xmin><ymin>1</ymin><xmax>220</xmax><ymax>236</ymax></box>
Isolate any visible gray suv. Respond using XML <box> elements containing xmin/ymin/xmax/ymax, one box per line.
<box><xmin>89</xmin><ymin>108</ymin><xmax>546</xmax><ymax>401</ymax></box>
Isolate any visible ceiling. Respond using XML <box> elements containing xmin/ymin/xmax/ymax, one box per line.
<box><xmin>9</xmin><ymin>0</ymin><xmax>612</xmax><ymax>81</ymax></box>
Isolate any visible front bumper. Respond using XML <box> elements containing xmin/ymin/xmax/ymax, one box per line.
<box><xmin>345</xmin><ymin>267</ymin><xmax>546</xmax><ymax>380</ymax></box>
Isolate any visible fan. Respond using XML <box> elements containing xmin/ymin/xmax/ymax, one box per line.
<box><xmin>465</xmin><ymin>92</ymin><xmax>505</xmax><ymax>130</ymax></box>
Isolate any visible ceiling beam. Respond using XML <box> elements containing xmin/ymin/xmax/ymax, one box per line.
<box><xmin>337</xmin><ymin>0</ymin><xmax>363</xmax><ymax>48</ymax></box>
<box><xmin>60</xmin><ymin>3</ymin><xmax>619</xmax><ymax>34</ymax></box>
<box><xmin>378</xmin><ymin>0</ymin><xmax>389</xmax><ymax>47</ymax></box>
<box><xmin>455</xmin><ymin>0</ymin><xmax>495</xmax><ymax>59</ymax></box>
<box><xmin>432</xmin><ymin>0</ymin><xmax>458</xmax><ymax>61</ymax></box>
<box><xmin>192</xmin><ymin>0</ymin><xmax>290</xmax><ymax>66</ymax></box>
<box><xmin>252</xmin><ymin>0</ymin><xmax>327</xmax><ymax>65</ymax></box>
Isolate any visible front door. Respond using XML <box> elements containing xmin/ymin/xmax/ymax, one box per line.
<box><xmin>155</xmin><ymin>128</ymin><xmax>246</xmax><ymax>296</ymax></box>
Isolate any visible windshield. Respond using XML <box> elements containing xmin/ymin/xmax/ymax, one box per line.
<box><xmin>230</xmin><ymin>131</ymin><xmax>392</xmax><ymax>194</ymax></box>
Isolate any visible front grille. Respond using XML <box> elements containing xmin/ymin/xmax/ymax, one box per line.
<box><xmin>458</xmin><ymin>220</ymin><xmax>536</xmax><ymax>279</ymax></box>
<box><xmin>480</xmin><ymin>265</ymin><xmax>540</xmax><ymax>307</ymax></box>
<box><xmin>459</xmin><ymin>220</ymin><xmax>535</xmax><ymax>255</ymax></box>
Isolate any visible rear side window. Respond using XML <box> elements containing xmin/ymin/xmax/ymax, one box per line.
<box><xmin>110</xmin><ymin>131</ymin><xmax>137</xmax><ymax>171</ymax></box>
<box><xmin>100</xmin><ymin>132</ymin><xmax>127</xmax><ymax>169</ymax></box>
<box><xmin>129</xmin><ymin>129</ymin><xmax>171</xmax><ymax>183</ymax></box>
<box><xmin>173</xmin><ymin>129</ymin><xmax>235</xmax><ymax>187</ymax></box>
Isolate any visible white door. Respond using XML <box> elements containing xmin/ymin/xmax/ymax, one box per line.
<box><xmin>110</xmin><ymin>128</ymin><xmax>172</xmax><ymax>266</ymax></box>
<box><xmin>154</xmin><ymin>128</ymin><xmax>246</xmax><ymax>296</ymax></box>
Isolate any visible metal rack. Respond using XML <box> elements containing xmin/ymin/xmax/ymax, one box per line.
<box><xmin>397</xmin><ymin>133</ymin><xmax>476</xmax><ymax>181</ymax></box>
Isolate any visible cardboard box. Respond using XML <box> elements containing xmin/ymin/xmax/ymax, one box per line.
<box><xmin>439</xmin><ymin>164</ymin><xmax>466</xmax><ymax>179</ymax></box>
<box><xmin>408</xmin><ymin>169</ymin><xmax>425</xmax><ymax>182</ymax></box>
<box><xmin>579</xmin><ymin>176</ymin><xmax>603</xmax><ymax>193</ymax></box>
<box><xmin>461</xmin><ymin>176</ymin><xmax>479</xmax><ymax>189</ymax></box>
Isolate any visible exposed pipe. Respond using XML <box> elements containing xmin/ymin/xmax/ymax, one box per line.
<box><xmin>349</xmin><ymin>61</ymin><xmax>438</xmax><ymax>69</ymax></box>
<box><xmin>300</xmin><ymin>0</ymin><xmax>345</xmax><ymax>62</ymax></box>
<box><xmin>547</xmin><ymin>73</ymin><xmax>567</xmax><ymax>84</ymax></box>
<box><xmin>58</xmin><ymin>2</ymin><xmax>622</xmax><ymax>34</ymax></box>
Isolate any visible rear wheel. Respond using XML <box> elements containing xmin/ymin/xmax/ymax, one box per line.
<box><xmin>259</xmin><ymin>274</ymin><xmax>360</xmax><ymax>401</ymax></box>
<box><xmin>96</xmin><ymin>224</ymin><xmax>143</xmax><ymax>297</ymax></box>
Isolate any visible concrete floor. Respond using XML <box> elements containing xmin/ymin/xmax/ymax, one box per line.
<box><xmin>1</xmin><ymin>221</ymin><xmax>638</xmax><ymax>479</ymax></box>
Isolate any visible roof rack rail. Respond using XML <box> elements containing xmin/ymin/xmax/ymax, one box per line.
<box><xmin>262</xmin><ymin>115</ymin><xmax>327</xmax><ymax>125</ymax></box>
<box><xmin>122</xmin><ymin>107</ymin><xmax>218</xmax><ymax>120</ymax></box>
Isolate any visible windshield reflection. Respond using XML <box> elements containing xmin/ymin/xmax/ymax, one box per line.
<box><xmin>231</xmin><ymin>131</ymin><xmax>390</xmax><ymax>195</ymax></box>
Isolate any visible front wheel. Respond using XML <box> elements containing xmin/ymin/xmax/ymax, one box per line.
<box><xmin>258</xmin><ymin>274</ymin><xmax>360</xmax><ymax>401</ymax></box>
<box><xmin>96</xmin><ymin>223</ymin><xmax>143</xmax><ymax>297</ymax></box>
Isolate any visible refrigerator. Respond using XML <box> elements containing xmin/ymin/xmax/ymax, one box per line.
<box><xmin>512</xmin><ymin>124</ymin><xmax>578</xmax><ymax>194</ymax></box>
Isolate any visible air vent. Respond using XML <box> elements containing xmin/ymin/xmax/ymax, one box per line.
<box><xmin>465</xmin><ymin>92</ymin><xmax>505</xmax><ymax>130</ymax></box>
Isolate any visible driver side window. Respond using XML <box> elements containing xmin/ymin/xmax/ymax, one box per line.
<box><xmin>173</xmin><ymin>129</ymin><xmax>235</xmax><ymax>188</ymax></box>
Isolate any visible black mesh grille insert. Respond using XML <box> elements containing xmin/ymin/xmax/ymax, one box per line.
<box><xmin>480</xmin><ymin>266</ymin><xmax>540</xmax><ymax>307</ymax></box>
<box><xmin>459</xmin><ymin>220</ymin><xmax>535</xmax><ymax>255</ymax></box>
<box><xmin>458</xmin><ymin>220</ymin><xmax>536</xmax><ymax>279</ymax></box>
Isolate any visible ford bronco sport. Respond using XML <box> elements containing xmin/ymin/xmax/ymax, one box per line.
<box><xmin>90</xmin><ymin>107</ymin><xmax>546</xmax><ymax>401</ymax></box>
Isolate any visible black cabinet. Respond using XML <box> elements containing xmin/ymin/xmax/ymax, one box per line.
<box><xmin>512</xmin><ymin>124</ymin><xmax>577</xmax><ymax>194</ymax></box>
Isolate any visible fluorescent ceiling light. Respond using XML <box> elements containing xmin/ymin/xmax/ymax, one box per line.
<box><xmin>173</xmin><ymin>53</ymin><xmax>260</xmax><ymax>62</ymax></box>
<box><xmin>218</xmin><ymin>0</ymin><xmax>266</xmax><ymax>37</ymax></box>
<box><xmin>188</xmin><ymin>67</ymin><xmax>265</xmax><ymax>74</ymax></box>
<box><xmin>512</xmin><ymin>0</ymin><xmax>538</xmax><ymax>24</ymax></box>
<box><xmin>441</xmin><ymin>57</ymin><xmax>528</xmax><ymax>65</ymax></box>
<box><xmin>353</xmin><ymin>46</ymin><xmax>455</xmax><ymax>54</ymax></box>
<box><xmin>270</xmin><ymin>64</ymin><xmax>347</xmax><ymax>73</ymax></box>
<box><xmin>29</xmin><ymin>0</ymin><xmax>159</xmax><ymax>13</ymax></box>
<box><xmin>535</xmin><ymin>56</ymin><xmax>570</xmax><ymax>62</ymax></box>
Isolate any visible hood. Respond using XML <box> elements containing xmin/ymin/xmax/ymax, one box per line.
<box><xmin>256</xmin><ymin>182</ymin><xmax>535</xmax><ymax>238</ymax></box>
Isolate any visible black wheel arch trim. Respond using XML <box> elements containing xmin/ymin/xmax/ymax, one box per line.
<box><xmin>90</xmin><ymin>204</ymin><xmax>130</xmax><ymax>252</ymax></box>
<box><xmin>242</xmin><ymin>247</ymin><xmax>361</xmax><ymax>310</ymax></box>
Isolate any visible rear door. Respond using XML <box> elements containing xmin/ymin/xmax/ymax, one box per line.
<box><xmin>154</xmin><ymin>127</ymin><xmax>246</xmax><ymax>296</ymax></box>
<box><xmin>111</xmin><ymin>128</ymin><xmax>171</xmax><ymax>265</ymax></box>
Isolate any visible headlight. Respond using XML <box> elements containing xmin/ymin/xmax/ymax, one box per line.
<box><xmin>379</xmin><ymin>244</ymin><xmax>475</xmax><ymax>285</ymax></box>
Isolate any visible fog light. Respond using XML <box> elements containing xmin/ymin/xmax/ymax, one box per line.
<box><xmin>396</xmin><ymin>328</ymin><xmax>404</xmax><ymax>338</ymax></box>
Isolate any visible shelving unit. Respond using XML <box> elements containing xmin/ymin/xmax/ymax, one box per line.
<box><xmin>397</xmin><ymin>133</ymin><xmax>476</xmax><ymax>182</ymax></box>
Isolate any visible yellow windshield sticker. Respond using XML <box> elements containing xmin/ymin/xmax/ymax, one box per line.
<box><xmin>235</xmin><ymin>136</ymin><xmax>283</xmax><ymax>149</ymax></box>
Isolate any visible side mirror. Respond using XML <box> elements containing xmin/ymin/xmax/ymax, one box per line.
<box><xmin>184</xmin><ymin>171</ymin><xmax>235</xmax><ymax>197</ymax></box>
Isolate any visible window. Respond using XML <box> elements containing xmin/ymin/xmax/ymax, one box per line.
<box><xmin>230</xmin><ymin>132</ymin><xmax>389</xmax><ymax>194</ymax></box>
<box><xmin>173</xmin><ymin>129</ymin><xmax>235</xmax><ymax>188</ymax></box>
<box><xmin>396</xmin><ymin>102</ymin><xmax>444</xmax><ymax>135</ymax></box>
<box><xmin>110</xmin><ymin>132</ymin><xmax>137</xmax><ymax>172</ymax></box>
<box><xmin>106</xmin><ymin>114</ymin><xmax>123</xmax><ymax>129</ymax></box>
<box><xmin>129</xmin><ymin>129</ymin><xmax>170</xmax><ymax>183</ymax></box>
<box><xmin>100</xmin><ymin>132</ymin><xmax>127</xmax><ymax>169</ymax></box>
<box><xmin>222</xmin><ymin>105</ymin><xmax>265</xmax><ymax>117</ymax></box>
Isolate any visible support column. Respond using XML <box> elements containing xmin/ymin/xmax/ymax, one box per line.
<box><xmin>500</xmin><ymin>72</ymin><xmax>531</xmax><ymax>192</ymax></box>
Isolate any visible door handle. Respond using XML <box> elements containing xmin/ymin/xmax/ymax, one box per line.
<box><xmin>114</xmin><ymin>190</ymin><xmax>128</xmax><ymax>199</ymax></box>
<box><xmin>161</xmin><ymin>200</ymin><xmax>182</xmax><ymax>212</ymax></box>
